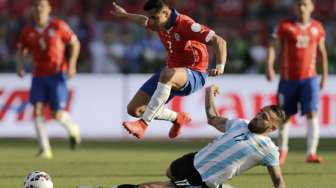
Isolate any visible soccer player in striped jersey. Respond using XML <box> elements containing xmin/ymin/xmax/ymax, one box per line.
<box><xmin>266</xmin><ymin>0</ymin><xmax>328</xmax><ymax>164</ymax></box>
<box><xmin>111</xmin><ymin>0</ymin><xmax>227</xmax><ymax>139</ymax></box>
<box><xmin>102</xmin><ymin>85</ymin><xmax>287</xmax><ymax>188</ymax></box>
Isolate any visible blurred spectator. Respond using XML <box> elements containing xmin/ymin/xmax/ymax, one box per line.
<box><xmin>1</xmin><ymin>0</ymin><xmax>336</xmax><ymax>74</ymax></box>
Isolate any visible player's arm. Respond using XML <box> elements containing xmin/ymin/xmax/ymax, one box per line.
<box><xmin>267</xmin><ymin>166</ymin><xmax>285</xmax><ymax>188</ymax></box>
<box><xmin>317</xmin><ymin>37</ymin><xmax>328</xmax><ymax>90</ymax></box>
<box><xmin>67</xmin><ymin>35</ymin><xmax>80</xmax><ymax>79</ymax></box>
<box><xmin>266</xmin><ymin>37</ymin><xmax>279</xmax><ymax>82</ymax></box>
<box><xmin>205</xmin><ymin>85</ymin><xmax>228</xmax><ymax>133</ymax></box>
<box><xmin>207</xmin><ymin>34</ymin><xmax>227</xmax><ymax>77</ymax></box>
<box><xmin>16</xmin><ymin>34</ymin><xmax>30</xmax><ymax>78</ymax></box>
<box><xmin>111</xmin><ymin>2</ymin><xmax>148</xmax><ymax>27</ymax></box>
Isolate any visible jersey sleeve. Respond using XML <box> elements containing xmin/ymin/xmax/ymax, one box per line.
<box><xmin>58</xmin><ymin>20</ymin><xmax>75</xmax><ymax>43</ymax></box>
<box><xmin>261</xmin><ymin>148</ymin><xmax>280</xmax><ymax>167</ymax></box>
<box><xmin>179</xmin><ymin>18</ymin><xmax>215</xmax><ymax>43</ymax></box>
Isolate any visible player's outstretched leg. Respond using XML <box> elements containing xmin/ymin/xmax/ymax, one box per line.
<box><xmin>55</xmin><ymin>111</ymin><xmax>81</xmax><ymax>150</ymax></box>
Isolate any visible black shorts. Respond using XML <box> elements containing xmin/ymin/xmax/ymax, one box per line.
<box><xmin>169</xmin><ymin>152</ymin><xmax>207</xmax><ymax>188</ymax></box>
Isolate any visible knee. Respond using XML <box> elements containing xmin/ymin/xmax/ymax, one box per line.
<box><xmin>127</xmin><ymin>104</ymin><xmax>142</xmax><ymax>117</ymax></box>
<box><xmin>159</xmin><ymin>68</ymin><xmax>176</xmax><ymax>83</ymax></box>
<box><xmin>306</xmin><ymin>112</ymin><xmax>316</xmax><ymax>119</ymax></box>
<box><xmin>52</xmin><ymin>111</ymin><xmax>63</xmax><ymax>121</ymax></box>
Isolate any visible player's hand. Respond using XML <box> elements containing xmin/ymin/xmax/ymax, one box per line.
<box><xmin>266</xmin><ymin>68</ymin><xmax>275</xmax><ymax>81</ymax></box>
<box><xmin>208</xmin><ymin>64</ymin><xmax>225</xmax><ymax>77</ymax></box>
<box><xmin>206</xmin><ymin>84</ymin><xmax>220</xmax><ymax>96</ymax></box>
<box><xmin>111</xmin><ymin>2</ymin><xmax>128</xmax><ymax>18</ymax></box>
<box><xmin>67</xmin><ymin>66</ymin><xmax>76</xmax><ymax>80</ymax></box>
<box><xmin>16</xmin><ymin>66</ymin><xmax>25</xmax><ymax>78</ymax></box>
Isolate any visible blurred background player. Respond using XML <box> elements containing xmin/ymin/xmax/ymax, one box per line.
<box><xmin>97</xmin><ymin>85</ymin><xmax>287</xmax><ymax>188</ymax></box>
<box><xmin>266</xmin><ymin>0</ymin><xmax>328</xmax><ymax>164</ymax></box>
<box><xmin>111</xmin><ymin>0</ymin><xmax>227</xmax><ymax>139</ymax></box>
<box><xmin>16</xmin><ymin>0</ymin><xmax>81</xmax><ymax>159</ymax></box>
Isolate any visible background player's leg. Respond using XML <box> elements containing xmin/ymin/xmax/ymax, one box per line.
<box><xmin>142</xmin><ymin>68</ymin><xmax>188</xmax><ymax>124</ymax></box>
<box><xmin>54</xmin><ymin>110</ymin><xmax>81</xmax><ymax>150</ymax></box>
<box><xmin>277</xmin><ymin>119</ymin><xmax>290</xmax><ymax>164</ymax></box>
<box><xmin>306</xmin><ymin>112</ymin><xmax>319</xmax><ymax>156</ymax></box>
<box><xmin>50</xmin><ymin>73</ymin><xmax>81</xmax><ymax>149</ymax></box>
<box><xmin>33</xmin><ymin>102</ymin><xmax>52</xmax><ymax>159</ymax></box>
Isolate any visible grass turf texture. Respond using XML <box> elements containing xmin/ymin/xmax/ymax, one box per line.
<box><xmin>0</xmin><ymin>138</ymin><xmax>335</xmax><ymax>188</ymax></box>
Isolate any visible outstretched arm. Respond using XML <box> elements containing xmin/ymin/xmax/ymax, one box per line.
<box><xmin>208</xmin><ymin>35</ymin><xmax>227</xmax><ymax>77</ymax></box>
<box><xmin>111</xmin><ymin>2</ymin><xmax>148</xmax><ymax>27</ymax></box>
<box><xmin>267</xmin><ymin>166</ymin><xmax>285</xmax><ymax>188</ymax></box>
<box><xmin>205</xmin><ymin>85</ymin><xmax>228</xmax><ymax>132</ymax></box>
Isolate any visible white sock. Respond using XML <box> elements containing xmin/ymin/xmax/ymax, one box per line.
<box><xmin>142</xmin><ymin>82</ymin><xmax>171</xmax><ymax>124</ymax></box>
<box><xmin>307</xmin><ymin>117</ymin><xmax>320</xmax><ymax>155</ymax></box>
<box><xmin>34</xmin><ymin>116</ymin><xmax>51</xmax><ymax>152</ymax></box>
<box><xmin>57</xmin><ymin>111</ymin><xmax>80</xmax><ymax>138</ymax></box>
<box><xmin>154</xmin><ymin>106</ymin><xmax>178</xmax><ymax>122</ymax></box>
<box><xmin>277</xmin><ymin>122</ymin><xmax>290</xmax><ymax>151</ymax></box>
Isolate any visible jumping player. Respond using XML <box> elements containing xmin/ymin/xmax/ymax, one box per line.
<box><xmin>84</xmin><ymin>85</ymin><xmax>286</xmax><ymax>188</ymax></box>
<box><xmin>17</xmin><ymin>0</ymin><xmax>81</xmax><ymax>159</ymax></box>
<box><xmin>111</xmin><ymin>0</ymin><xmax>227</xmax><ymax>139</ymax></box>
<box><xmin>266</xmin><ymin>0</ymin><xmax>328</xmax><ymax>164</ymax></box>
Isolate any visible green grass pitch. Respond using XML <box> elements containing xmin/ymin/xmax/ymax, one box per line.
<box><xmin>0</xmin><ymin>138</ymin><xmax>335</xmax><ymax>188</ymax></box>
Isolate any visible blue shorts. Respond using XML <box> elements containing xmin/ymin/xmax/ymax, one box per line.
<box><xmin>277</xmin><ymin>77</ymin><xmax>319</xmax><ymax>116</ymax></box>
<box><xmin>30</xmin><ymin>73</ymin><xmax>68</xmax><ymax>111</ymax></box>
<box><xmin>141</xmin><ymin>69</ymin><xmax>208</xmax><ymax>102</ymax></box>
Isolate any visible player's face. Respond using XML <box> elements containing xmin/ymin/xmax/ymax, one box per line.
<box><xmin>294</xmin><ymin>0</ymin><xmax>314</xmax><ymax>19</ymax></box>
<box><xmin>250</xmin><ymin>107</ymin><xmax>280</xmax><ymax>132</ymax></box>
<box><xmin>32</xmin><ymin>0</ymin><xmax>51</xmax><ymax>23</ymax></box>
<box><xmin>147</xmin><ymin>7</ymin><xmax>170</xmax><ymax>29</ymax></box>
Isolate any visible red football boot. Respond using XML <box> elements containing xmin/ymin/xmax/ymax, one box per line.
<box><xmin>169</xmin><ymin>112</ymin><xmax>191</xmax><ymax>139</ymax></box>
<box><xmin>122</xmin><ymin>119</ymin><xmax>148</xmax><ymax>139</ymax></box>
<box><xmin>306</xmin><ymin>154</ymin><xmax>323</xmax><ymax>163</ymax></box>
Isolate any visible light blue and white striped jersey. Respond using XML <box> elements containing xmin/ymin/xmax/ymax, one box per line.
<box><xmin>193</xmin><ymin>118</ymin><xmax>279</xmax><ymax>188</ymax></box>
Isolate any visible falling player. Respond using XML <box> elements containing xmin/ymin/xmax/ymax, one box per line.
<box><xmin>17</xmin><ymin>0</ymin><xmax>81</xmax><ymax>159</ymax></box>
<box><xmin>266</xmin><ymin>0</ymin><xmax>328</xmax><ymax>164</ymax></box>
<box><xmin>111</xmin><ymin>0</ymin><xmax>227</xmax><ymax>139</ymax></box>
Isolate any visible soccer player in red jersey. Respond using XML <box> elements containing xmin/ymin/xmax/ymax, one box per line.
<box><xmin>17</xmin><ymin>0</ymin><xmax>81</xmax><ymax>159</ymax></box>
<box><xmin>266</xmin><ymin>0</ymin><xmax>328</xmax><ymax>164</ymax></box>
<box><xmin>111</xmin><ymin>0</ymin><xmax>227</xmax><ymax>139</ymax></box>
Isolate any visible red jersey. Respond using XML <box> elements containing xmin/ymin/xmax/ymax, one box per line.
<box><xmin>147</xmin><ymin>9</ymin><xmax>215</xmax><ymax>72</ymax></box>
<box><xmin>18</xmin><ymin>18</ymin><xmax>75</xmax><ymax>77</ymax></box>
<box><xmin>273</xmin><ymin>18</ymin><xmax>325</xmax><ymax>80</ymax></box>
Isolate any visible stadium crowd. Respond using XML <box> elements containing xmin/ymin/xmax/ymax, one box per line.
<box><xmin>0</xmin><ymin>0</ymin><xmax>335</xmax><ymax>74</ymax></box>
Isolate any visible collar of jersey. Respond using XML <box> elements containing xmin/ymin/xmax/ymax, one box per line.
<box><xmin>165</xmin><ymin>9</ymin><xmax>179</xmax><ymax>31</ymax></box>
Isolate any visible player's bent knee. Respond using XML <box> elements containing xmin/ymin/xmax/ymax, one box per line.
<box><xmin>160</xmin><ymin>68</ymin><xmax>176</xmax><ymax>83</ymax></box>
<box><xmin>126</xmin><ymin>105</ymin><xmax>142</xmax><ymax>118</ymax></box>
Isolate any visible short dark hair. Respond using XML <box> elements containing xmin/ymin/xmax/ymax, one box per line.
<box><xmin>143</xmin><ymin>0</ymin><xmax>168</xmax><ymax>12</ymax></box>
<box><xmin>248</xmin><ymin>105</ymin><xmax>287</xmax><ymax>134</ymax></box>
